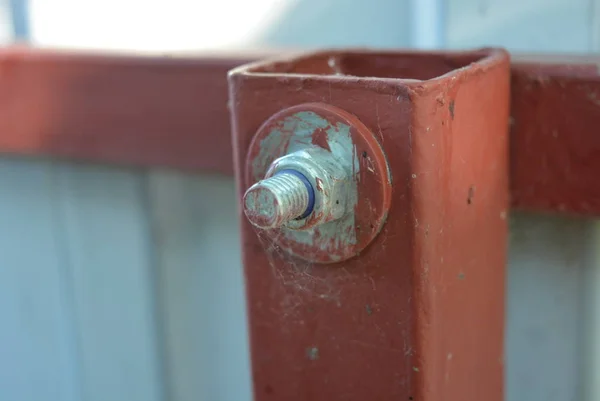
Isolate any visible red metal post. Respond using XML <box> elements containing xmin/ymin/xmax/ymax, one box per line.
<box><xmin>229</xmin><ymin>49</ymin><xmax>510</xmax><ymax>400</ymax></box>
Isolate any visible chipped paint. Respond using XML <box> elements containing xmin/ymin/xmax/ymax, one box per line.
<box><xmin>306</xmin><ymin>347</ymin><xmax>320</xmax><ymax>360</ymax></box>
<box><xmin>243</xmin><ymin>183</ymin><xmax>279</xmax><ymax>225</ymax></box>
<box><xmin>253</xmin><ymin>110</ymin><xmax>360</xmax><ymax>260</ymax></box>
<box><xmin>246</xmin><ymin>103</ymin><xmax>392</xmax><ymax>263</ymax></box>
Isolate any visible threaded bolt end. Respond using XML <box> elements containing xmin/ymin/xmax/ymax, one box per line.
<box><xmin>243</xmin><ymin>172</ymin><xmax>311</xmax><ymax>229</ymax></box>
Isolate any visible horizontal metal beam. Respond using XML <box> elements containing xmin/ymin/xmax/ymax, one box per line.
<box><xmin>0</xmin><ymin>47</ymin><xmax>254</xmax><ymax>175</ymax></box>
<box><xmin>0</xmin><ymin>47</ymin><xmax>598</xmax><ymax>215</ymax></box>
<box><xmin>510</xmin><ymin>57</ymin><xmax>600</xmax><ymax>214</ymax></box>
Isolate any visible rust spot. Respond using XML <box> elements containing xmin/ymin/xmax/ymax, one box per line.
<box><xmin>449</xmin><ymin>100</ymin><xmax>455</xmax><ymax>120</ymax></box>
<box><xmin>311</xmin><ymin>127</ymin><xmax>332</xmax><ymax>151</ymax></box>
<box><xmin>315</xmin><ymin>177</ymin><xmax>325</xmax><ymax>192</ymax></box>
<box><xmin>467</xmin><ymin>186</ymin><xmax>475</xmax><ymax>205</ymax></box>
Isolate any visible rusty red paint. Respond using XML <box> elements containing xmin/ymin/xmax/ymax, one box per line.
<box><xmin>315</xmin><ymin>177</ymin><xmax>324</xmax><ymax>192</ymax></box>
<box><xmin>311</xmin><ymin>127</ymin><xmax>332</xmax><ymax>151</ymax></box>
<box><xmin>0</xmin><ymin>46</ymin><xmax>259</xmax><ymax>174</ymax></box>
<box><xmin>510</xmin><ymin>58</ymin><xmax>600</xmax><ymax>214</ymax></box>
<box><xmin>229</xmin><ymin>49</ymin><xmax>509</xmax><ymax>401</ymax></box>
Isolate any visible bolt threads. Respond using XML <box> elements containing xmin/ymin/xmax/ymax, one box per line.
<box><xmin>243</xmin><ymin>172</ymin><xmax>311</xmax><ymax>229</ymax></box>
<box><xmin>268</xmin><ymin>173</ymin><xmax>309</xmax><ymax>222</ymax></box>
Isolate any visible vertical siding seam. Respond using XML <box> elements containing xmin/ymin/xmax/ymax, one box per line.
<box><xmin>1</xmin><ymin>0</ymin><xmax>14</xmax><ymax>43</ymax></box>
<box><xmin>591</xmin><ymin>0</ymin><xmax>600</xmax><ymax>51</ymax></box>
<box><xmin>48</xmin><ymin>162</ymin><xmax>85</xmax><ymax>401</ymax></box>
<box><xmin>141</xmin><ymin>170</ymin><xmax>170</xmax><ymax>401</ymax></box>
<box><xmin>439</xmin><ymin>0</ymin><xmax>448</xmax><ymax>48</ymax></box>
<box><xmin>581</xmin><ymin>221</ymin><xmax>600</xmax><ymax>401</ymax></box>
<box><xmin>8</xmin><ymin>0</ymin><xmax>30</xmax><ymax>40</ymax></box>
<box><xmin>410</xmin><ymin>0</ymin><xmax>446</xmax><ymax>48</ymax></box>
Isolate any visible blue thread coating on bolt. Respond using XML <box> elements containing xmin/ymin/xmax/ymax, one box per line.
<box><xmin>275</xmin><ymin>169</ymin><xmax>315</xmax><ymax>219</ymax></box>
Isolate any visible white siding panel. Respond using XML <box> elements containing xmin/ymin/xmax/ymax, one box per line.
<box><xmin>0</xmin><ymin>0</ymin><xmax>13</xmax><ymax>44</ymax></box>
<box><xmin>0</xmin><ymin>158</ymin><xmax>79</xmax><ymax>401</ymax></box>
<box><xmin>447</xmin><ymin>0</ymin><xmax>591</xmax><ymax>52</ymax></box>
<box><xmin>148</xmin><ymin>171</ymin><xmax>251</xmax><ymax>401</ymax></box>
<box><xmin>56</xmin><ymin>164</ymin><xmax>164</xmax><ymax>401</ymax></box>
<box><xmin>507</xmin><ymin>214</ymin><xmax>587</xmax><ymax>401</ymax></box>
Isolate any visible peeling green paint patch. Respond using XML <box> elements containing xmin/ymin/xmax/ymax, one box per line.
<box><xmin>412</xmin><ymin>366</ymin><xmax>420</xmax><ymax>372</ymax></box>
<box><xmin>249</xmin><ymin>106</ymin><xmax>373</xmax><ymax>263</ymax></box>
<box><xmin>252</xmin><ymin>129</ymin><xmax>285</xmax><ymax>181</ymax></box>
<box><xmin>458</xmin><ymin>272</ymin><xmax>465</xmax><ymax>280</ymax></box>
<box><xmin>365</xmin><ymin>304</ymin><xmax>373</xmax><ymax>315</ymax></box>
<box><xmin>257</xmin><ymin>110</ymin><xmax>359</xmax><ymax>257</ymax></box>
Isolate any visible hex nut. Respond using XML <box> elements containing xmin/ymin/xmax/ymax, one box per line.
<box><xmin>265</xmin><ymin>147</ymin><xmax>351</xmax><ymax>230</ymax></box>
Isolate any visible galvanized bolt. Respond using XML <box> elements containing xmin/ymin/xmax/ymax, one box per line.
<box><xmin>243</xmin><ymin>148</ymin><xmax>350</xmax><ymax>230</ymax></box>
<box><xmin>243</xmin><ymin>170</ymin><xmax>315</xmax><ymax>229</ymax></box>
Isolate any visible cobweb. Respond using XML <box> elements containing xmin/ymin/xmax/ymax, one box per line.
<box><xmin>252</xmin><ymin>226</ymin><xmax>349</xmax><ymax>317</ymax></box>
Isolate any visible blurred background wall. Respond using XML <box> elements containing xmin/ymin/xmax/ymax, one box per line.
<box><xmin>0</xmin><ymin>1</ymin><xmax>598</xmax><ymax>400</ymax></box>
